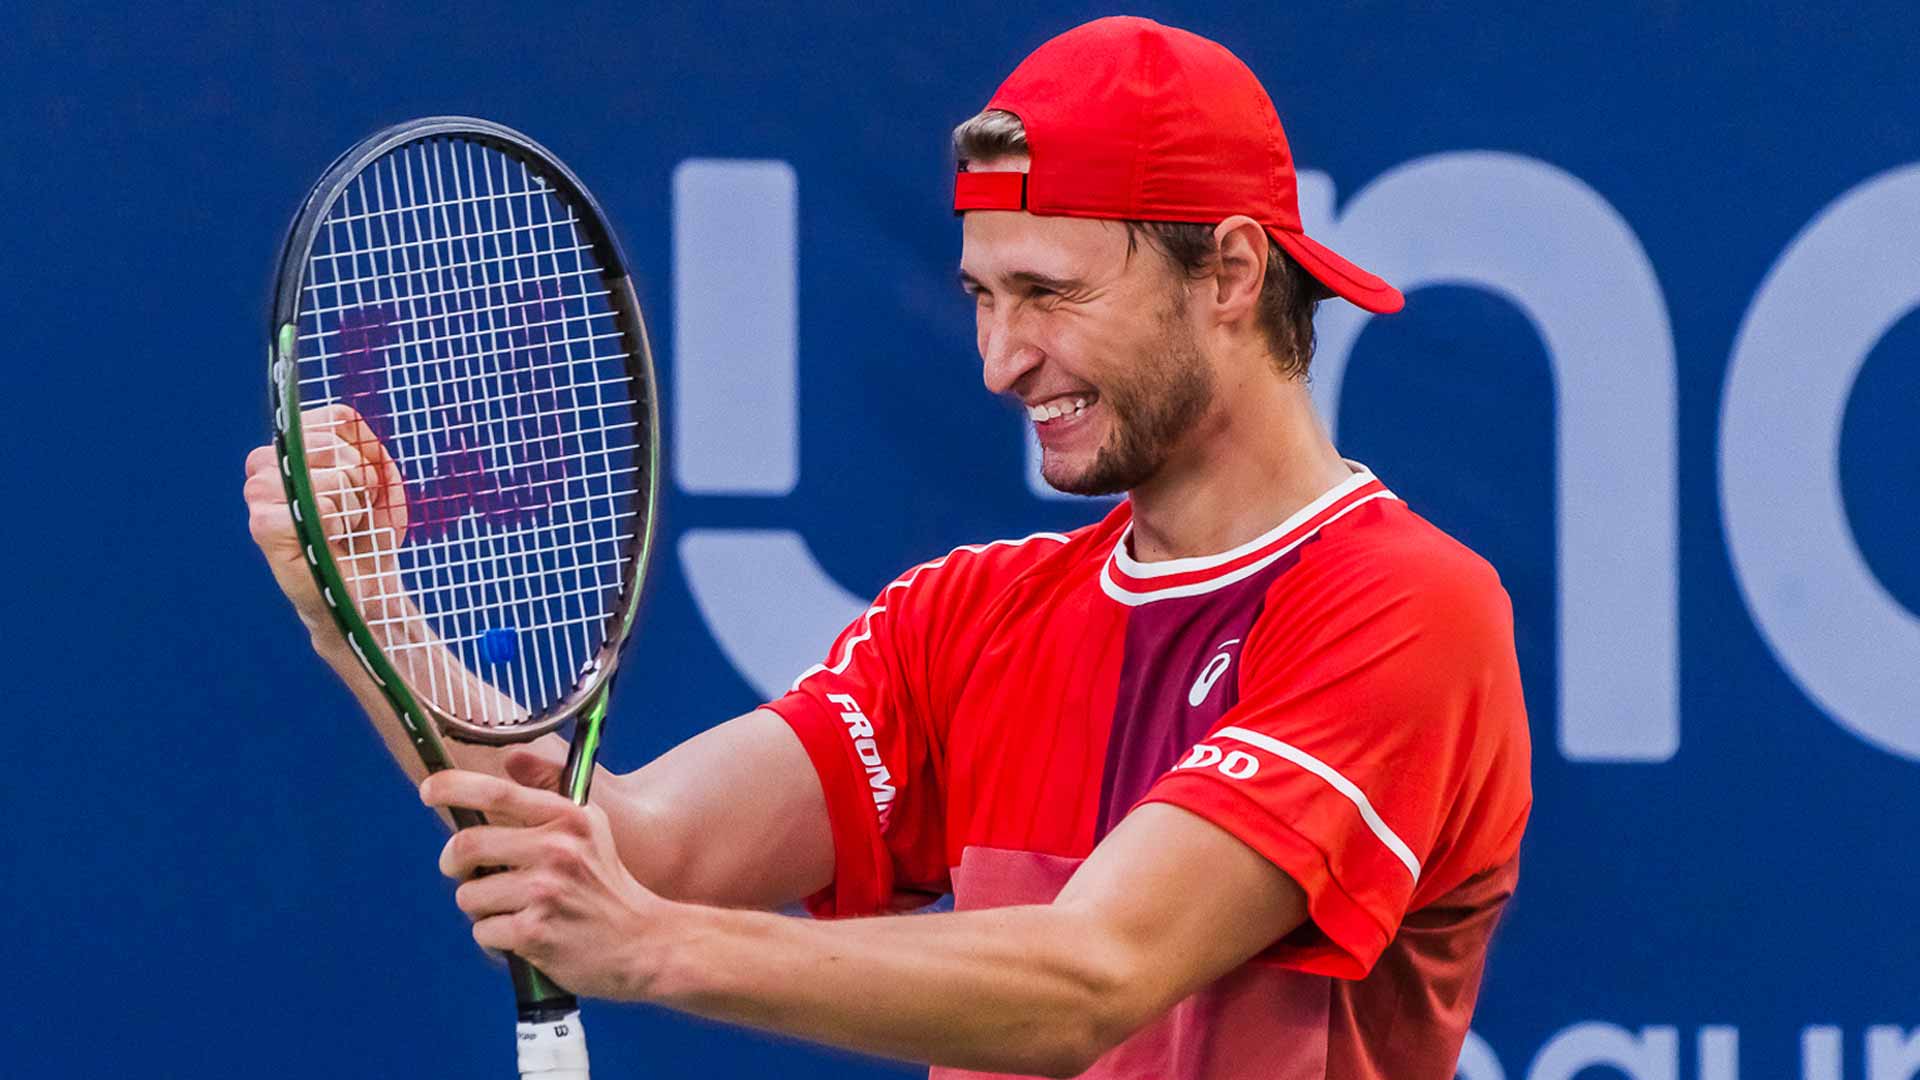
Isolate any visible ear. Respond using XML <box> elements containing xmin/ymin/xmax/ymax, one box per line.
<box><xmin>1208</xmin><ymin>215</ymin><xmax>1270</xmax><ymax>331</ymax></box>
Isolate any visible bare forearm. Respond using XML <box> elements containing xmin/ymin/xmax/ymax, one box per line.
<box><xmin>312</xmin><ymin>632</ymin><xmax>565</xmax><ymax>796</ymax></box>
<box><xmin>648</xmin><ymin>903</ymin><xmax>1138</xmax><ymax>1076</ymax></box>
<box><xmin>604</xmin><ymin>709</ymin><xmax>835</xmax><ymax>909</ymax></box>
<box><xmin>319</xmin><ymin>623</ymin><xmax>829</xmax><ymax>908</ymax></box>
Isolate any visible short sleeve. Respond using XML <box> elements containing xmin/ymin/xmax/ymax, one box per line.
<box><xmin>1137</xmin><ymin>549</ymin><xmax>1530</xmax><ymax>979</ymax></box>
<box><xmin>762</xmin><ymin>558</ymin><xmax>963</xmax><ymax>917</ymax></box>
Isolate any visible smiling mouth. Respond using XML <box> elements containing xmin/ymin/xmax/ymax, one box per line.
<box><xmin>1028</xmin><ymin>393</ymin><xmax>1097</xmax><ymax>425</ymax></box>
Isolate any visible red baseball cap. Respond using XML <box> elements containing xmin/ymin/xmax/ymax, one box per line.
<box><xmin>954</xmin><ymin>16</ymin><xmax>1404</xmax><ymax>314</ymax></box>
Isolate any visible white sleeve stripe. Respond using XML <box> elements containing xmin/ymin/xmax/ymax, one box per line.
<box><xmin>1212</xmin><ymin>725</ymin><xmax>1423</xmax><ymax>882</ymax></box>
<box><xmin>789</xmin><ymin>531</ymin><xmax>1072</xmax><ymax>693</ymax></box>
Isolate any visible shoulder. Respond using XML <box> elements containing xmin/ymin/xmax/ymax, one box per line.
<box><xmin>1307</xmin><ymin>496</ymin><xmax>1507</xmax><ymax>617</ymax></box>
<box><xmin>876</xmin><ymin>509</ymin><xmax>1121</xmax><ymax>614</ymax></box>
<box><xmin>1265</xmin><ymin>494</ymin><xmax>1514</xmax><ymax>654</ymax></box>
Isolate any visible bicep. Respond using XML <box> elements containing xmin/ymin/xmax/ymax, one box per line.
<box><xmin>615</xmin><ymin>708</ymin><xmax>834</xmax><ymax>909</ymax></box>
<box><xmin>1054</xmin><ymin>803</ymin><xmax>1307</xmax><ymax>1023</ymax></box>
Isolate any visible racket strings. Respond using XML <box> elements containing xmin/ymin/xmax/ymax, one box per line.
<box><xmin>299</xmin><ymin>256</ymin><xmax>602</xmax><ymax>325</ymax></box>
<box><xmin>296</xmin><ymin>303</ymin><xmax>616</xmax><ymax>372</ymax></box>
<box><xmin>296</xmin><ymin>136</ymin><xmax>644</xmax><ymax>730</ymax></box>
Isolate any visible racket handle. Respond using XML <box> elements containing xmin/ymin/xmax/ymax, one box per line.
<box><xmin>512</xmin><ymin>682</ymin><xmax>612</xmax><ymax>1078</ymax></box>
<box><xmin>517</xmin><ymin>1007</ymin><xmax>590</xmax><ymax>1079</ymax></box>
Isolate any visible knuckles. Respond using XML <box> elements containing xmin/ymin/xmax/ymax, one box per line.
<box><xmin>246</xmin><ymin>509</ymin><xmax>284</xmax><ymax>542</ymax></box>
<box><xmin>538</xmin><ymin>830</ymin><xmax>587</xmax><ymax>876</ymax></box>
<box><xmin>554</xmin><ymin>806</ymin><xmax>594</xmax><ymax>840</ymax></box>
<box><xmin>507</xmin><ymin>913</ymin><xmax>547</xmax><ymax>955</ymax></box>
<box><xmin>524</xmin><ymin>873</ymin><xmax>563</xmax><ymax>910</ymax></box>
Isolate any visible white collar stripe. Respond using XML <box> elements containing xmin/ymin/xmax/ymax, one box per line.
<box><xmin>1100</xmin><ymin>488</ymin><xmax>1397</xmax><ymax>606</ymax></box>
<box><xmin>1112</xmin><ymin>467</ymin><xmax>1381</xmax><ymax>580</ymax></box>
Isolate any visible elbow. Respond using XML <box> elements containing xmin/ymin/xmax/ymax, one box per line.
<box><xmin>1031</xmin><ymin>1008</ymin><xmax>1134</xmax><ymax>1079</ymax></box>
<box><xmin>603</xmin><ymin>778</ymin><xmax>698</xmax><ymax>897</ymax></box>
<box><xmin>1029</xmin><ymin>1039</ymin><xmax>1105</xmax><ymax>1080</ymax></box>
<box><xmin>1027</xmin><ymin>939</ymin><xmax>1153</xmax><ymax>1077</ymax></box>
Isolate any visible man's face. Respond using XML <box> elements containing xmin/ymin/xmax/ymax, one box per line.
<box><xmin>959</xmin><ymin>201</ymin><xmax>1214</xmax><ymax>496</ymax></box>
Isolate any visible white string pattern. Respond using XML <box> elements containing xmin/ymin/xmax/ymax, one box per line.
<box><xmin>296</xmin><ymin>137</ymin><xmax>643</xmax><ymax>730</ymax></box>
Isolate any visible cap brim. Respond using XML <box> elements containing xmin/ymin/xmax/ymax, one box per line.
<box><xmin>1268</xmin><ymin>226</ymin><xmax>1404</xmax><ymax>314</ymax></box>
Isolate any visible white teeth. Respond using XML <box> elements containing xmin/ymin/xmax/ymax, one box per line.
<box><xmin>1029</xmin><ymin>397</ymin><xmax>1092</xmax><ymax>422</ymax></box>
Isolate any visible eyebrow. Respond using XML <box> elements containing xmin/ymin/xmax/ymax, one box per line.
<box><xmin>956</xmin><ymin>268</ymin><xmax>1083</xmax><ymax>293</ymax></box>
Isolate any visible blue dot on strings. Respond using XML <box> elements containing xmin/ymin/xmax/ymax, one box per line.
<box><xmin>480</xmin><ymin>627</ymin><xmax>519</xmax><ymax>665</ymax></box>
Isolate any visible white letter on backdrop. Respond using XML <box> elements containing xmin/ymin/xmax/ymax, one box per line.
<box><xmin>1299</xmin><ymin>154</ymin><xmax>1679</xmax><ymax>762</ymax></box>
<box><xmin>1721</xmin><ymin>163</ymin><xmax>1920</xmax><ymax>761</ymax></box>
<box><xmin>673</xmin><ymin>162</ymin><xmax>867</xmax><ymax>697</ymax></box>
<box><xmin>1526</xmin><ymin>1023</ymin><xmax>1678</xmax><ymax>1080</ymax></box>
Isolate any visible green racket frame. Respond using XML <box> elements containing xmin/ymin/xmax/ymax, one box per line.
<box><xmin>267</xmin><ymin>117</ymin><xmax>662</xmax><ymax>1022</ymax></box>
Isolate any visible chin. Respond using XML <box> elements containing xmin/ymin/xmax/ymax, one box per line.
<box><xmin>1042</xmin><ymin>459</ymin><xmax>1127</xmax><ymax>498</ymax></box>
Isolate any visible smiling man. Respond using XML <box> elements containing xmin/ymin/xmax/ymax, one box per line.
<box><xmin>254</xmin><ymin>14</ymin><xmax>1530</xmax><ymax>1080</ymax></box>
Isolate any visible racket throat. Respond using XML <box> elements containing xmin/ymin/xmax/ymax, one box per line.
<box><xmin>560</xmin><ymin>686</ymin><xmax>613</xmax><ymax>805</ymax></box>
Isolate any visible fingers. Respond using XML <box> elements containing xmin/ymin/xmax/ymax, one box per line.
<box><xmin>438</xmin><ymin>823</ymin><xmax>564</xmax><ymax>880</ymax></box>
<box><xmin>423</xmin><ymin>769</ymin><xmax>580</xmax><ymax>831</ymax></box>
<box><xmin>504</xmin><ymin>749</ymin><xmax>565</xmax><ymax>793</ymax></box>
<box><xmin>244</xmin><ymin>443</ymin><xmax>279</xmax><ymax>477</ymax></box>
<box><xmin>309</xmin><ymin>464</ymin><xmax>374</xmax><ymax>546</ymax></box>
<box><xmin>245</xmin><ymin>435</ymin><xmax>371</xmax><ymax>551</ymax></box>
<box><xmin>455</xmin><ymin>866</ymin><xmax>558</xmax><ymax>920</ymax></box>
<box><xmin>303</xmin><ymin>428</ymin><xmax>371</xmax><ymax>478</ymax></box>
<box><xmin>242</xmin><ymin>406</ymin><xmax>410</xmax><ymax>634</ymax></box>
<box><xmin>471</xmin><ymin>913</ymin><xmax>526</xmax><ymax>954</ymax></box>
<box><xmin>301</xmin><ymin>424</ymin><xmax>410</xmax><ymax>541</ymax></box>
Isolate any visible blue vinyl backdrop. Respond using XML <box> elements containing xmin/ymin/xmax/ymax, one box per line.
<box><xmin>3</xmin><ymin>3</ymin><xmax>1917</xmax><ymax>1078</ymax></box>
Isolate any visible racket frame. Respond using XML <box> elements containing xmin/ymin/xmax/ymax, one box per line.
<box><xmin>269</xmin><ymin>116</ymin><xmax>659</xmax><ymax>750</ymax></box>
<box><xmin>267</xmin><ymin>116</ymin><xmax>661</xmax><ymax>1041</ymax></box>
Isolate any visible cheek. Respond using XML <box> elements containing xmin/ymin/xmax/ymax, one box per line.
<box><xmin>1053</xmin><ymin>315</ymin><xmax>1132</xmax><ymax>390</ymax></box>
<box><xmin>1029</xmin><ymin>312</ymin><xmax>1092</xmax><ymax>373</ymax></box>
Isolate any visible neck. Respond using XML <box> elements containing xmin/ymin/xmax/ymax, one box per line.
<box><xmin>1125</xmin><ymin>368</ymin><xmax>1351</xmax><ymax>563</ymax></box>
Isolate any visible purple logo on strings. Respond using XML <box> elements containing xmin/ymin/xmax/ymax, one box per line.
<box><xmin>335</xmin><ymin>286</ymin><xmax>578</xmax><ymax>541</ymax></box>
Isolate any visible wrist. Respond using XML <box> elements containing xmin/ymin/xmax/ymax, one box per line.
<box><xmin>631</xmin><ymin>899</ymin><xmax>720</xmax><ymax>1006</ymax></box>
<box><xmin>309</xmin><ymin>627</ymin><xmax>355</xmax><ymax>667</ymax></box>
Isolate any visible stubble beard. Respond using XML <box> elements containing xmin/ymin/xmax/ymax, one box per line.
<box><xmin>1043</xmin><ymin>300</ymin><xmax>1215</xmax><ymax>497</ymax></box>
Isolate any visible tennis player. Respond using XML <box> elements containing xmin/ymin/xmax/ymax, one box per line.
<box><xmin>247</xmin><ymin>16</ymin><xmax>1529</xmax><ymax>1078</ymax></box>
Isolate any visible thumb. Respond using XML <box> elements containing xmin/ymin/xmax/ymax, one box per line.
<box><xmin>503</xmin><ymin>749</ymin><xmax>565</xmax><ymax>793</ymax></box>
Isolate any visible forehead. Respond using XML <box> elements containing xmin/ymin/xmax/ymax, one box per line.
<box><xmin>959</xmin><ymin>209</ymin><xmax>1135</xmax><ymax>283</ymax></box>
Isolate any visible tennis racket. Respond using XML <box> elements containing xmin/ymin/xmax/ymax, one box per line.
<box><xmin>267</xmin><ymin>116</ymin><xmax>660</xmax><ymax>1080</ymax></box>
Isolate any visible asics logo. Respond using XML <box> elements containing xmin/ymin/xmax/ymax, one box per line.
<box><xmin>1188</xmin><ymin>639</ymin><xmax>1241</xmax><ymax>707</ymax></box>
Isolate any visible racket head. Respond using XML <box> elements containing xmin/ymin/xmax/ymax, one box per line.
<box><xmin>269</xmin><ymin>117</ymin><xmax>660</xmax><ymax>747</ymax></box>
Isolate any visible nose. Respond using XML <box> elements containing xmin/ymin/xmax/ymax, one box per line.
<box><xmin>978</xmin><ymin>307</ymin><xmax>1043</xmax><ymax>396</ymax></box>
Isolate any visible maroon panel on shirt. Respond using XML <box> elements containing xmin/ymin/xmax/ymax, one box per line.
<box><xmin>1094</xmin><ymin>548</ymin><xmax>1307</xmax><ymax>838</ymax></box>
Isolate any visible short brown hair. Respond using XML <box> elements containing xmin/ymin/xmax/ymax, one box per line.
<box><xmin>952</xmin><ymin>109</ymin><xmax>1320</xmax><ymax>379</ymax></box>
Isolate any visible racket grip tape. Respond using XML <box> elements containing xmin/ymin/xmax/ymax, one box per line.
<box><xmin>517</xmin><ymin>1008</ymin><xmax>590</xmax><ymax>1079</ymax></box>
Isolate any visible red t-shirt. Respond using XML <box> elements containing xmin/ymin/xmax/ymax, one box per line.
<box><xmin>764</xmin><ymin>467</ymin><xmax>1532</xmax><ymax>1079</ymax></box>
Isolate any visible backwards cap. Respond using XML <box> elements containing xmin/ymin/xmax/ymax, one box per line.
<box><xmin>955</xmin><ymin>16</ymin><xmax>1403</xmax><ymax>314</ymax></box>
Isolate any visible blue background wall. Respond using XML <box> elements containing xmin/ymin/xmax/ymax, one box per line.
<box><xmin>3</xmin><ymin>3</ymin><xmax>1916</xmax><ymax>1077</ymax></box>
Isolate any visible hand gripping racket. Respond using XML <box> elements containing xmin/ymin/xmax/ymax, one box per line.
<box><xmin>268</xmin><ymin>117</ymin><xmax>660</xmax><ymax>1080</ymax></box>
